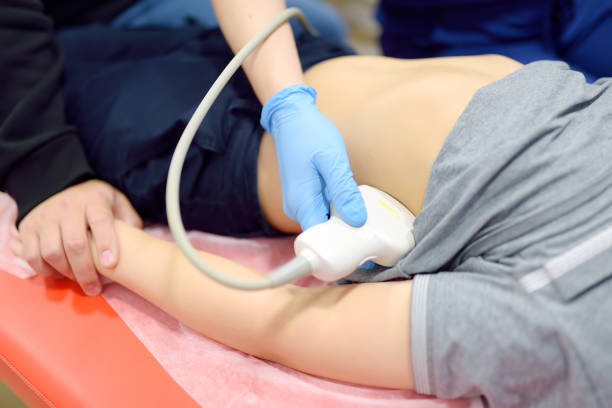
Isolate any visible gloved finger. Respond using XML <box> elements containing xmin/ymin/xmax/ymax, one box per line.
<box><xmin>313</xmin><ymin>152</ymin><xmax>367</xmax><ymax>227</ymax></box>
<box><xmin>61</xmin><ymin>214</ymin><xmax>101</xmax><ymax>296</ymax></box>
<box><xmin>113</xmin><ymin>191</ymin><xmax>143</xmax><ymax>228</ymax></box>
<box><xmin>39</xmin><ymin>223</ymin><xmax>71</xmax><ymax>276</ymax></box>
<box><xmin>86</xmin><ymin>203</ymin><xmax>119</xmax><ymax>270</ymax></box>
<box><xmin>297</xmin><ymin>193</ymin><xmax>331</xmax><ymax>231</ymax></box>
<box><xmin>20</xmin><ymin>229</ymin><xmax>56</xmax><ymax>277</ymax></box>
<box><xmin>360</xmin><ymin>260</ymin><xmax>377</xmax><ymax>269</ymax></box>
<box><xmin>323</xmin><ymin>184</ymin><xmax>332</xmax><ymax>208</ymax></box>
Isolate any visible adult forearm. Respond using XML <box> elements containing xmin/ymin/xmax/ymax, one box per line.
<box><xmin>92</xmin><ymin>221</ymin><xmax>414</xmax><ymax>389</ymax></box>
<box><xmin>211</xmin><ymin>0</ymin><xmax>304</xmax><ymax>103</ymax></box>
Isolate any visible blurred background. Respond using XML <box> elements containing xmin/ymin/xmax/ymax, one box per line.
<box><xmin>328</xmin><ymin>0</ymin><xmax>381</xmax><ymax>55</ymax></box>
<box><xmin>0</xmin><ymin>381</ymin><xmax>27</xmax><ymax>408</ymax></box>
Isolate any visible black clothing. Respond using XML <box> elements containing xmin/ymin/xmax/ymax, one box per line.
<box><xmin>44</xmin><ymin>0</ymin><xmax>136</xmax><ymax>28</ymax></box>
<box><xmin>0</xmin><ymin>0</ymin><xmax>135</xmax><ymax>221</ymax></box>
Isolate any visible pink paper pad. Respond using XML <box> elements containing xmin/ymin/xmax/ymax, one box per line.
<box><xmin>0</xmin><ymin>192</ymin><xmax>472</xmax><ymax>407</ymax></box>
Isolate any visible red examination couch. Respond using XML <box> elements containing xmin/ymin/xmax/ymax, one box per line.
<box><xmin>0</xmin><ymin>271</ymin><xmax>200</xmax><ymax>408</ymax></box>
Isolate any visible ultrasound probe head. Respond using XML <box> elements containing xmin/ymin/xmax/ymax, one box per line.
<box><xmin>294</xmin><ymin>185</ymin><xmax>416</xmax><ymax>282</ymax></box>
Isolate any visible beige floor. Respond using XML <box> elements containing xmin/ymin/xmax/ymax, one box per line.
<box><xmin>327</xmin><ymin>0</ymin><xmax>381</xmax><ymax>55</ymax></box>
<box><xmin>0</xmin><ymin>380</ymin><xmax>28</xmax><ymax>408</ymax></box>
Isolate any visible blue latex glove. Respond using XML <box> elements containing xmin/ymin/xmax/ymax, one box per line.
<box><xmin>260</xmin><ymin>84</ymin><xmax>367</xmax><ymax>231</ymax></box>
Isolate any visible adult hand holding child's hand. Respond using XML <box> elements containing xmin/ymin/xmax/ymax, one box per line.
<box><xmin>17</xmin><ymin>180</ymin><xmax>142</xmax><ymax>296</ymax></box>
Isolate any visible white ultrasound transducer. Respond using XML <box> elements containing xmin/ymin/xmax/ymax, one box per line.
<box><xmin>296</xmin><ymin>185</ymin><xmax>415</xmax><ymax>282</ymax></box>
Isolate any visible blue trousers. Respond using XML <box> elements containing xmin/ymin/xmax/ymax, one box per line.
<box><xmin>111</xmin><ymin>0</ymin><xmax>348</xmax><ymax>44</ymax></box>
<box><xmin>377</xmin><ymin>0</ymin><xmax>612</xmax><ymax>81</ymax></box>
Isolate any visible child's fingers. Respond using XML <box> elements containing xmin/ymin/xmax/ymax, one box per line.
<box><xmin>10</xmin><ymin>238</ymin><xmax>23</xmax><ymax>258</ymax></box>
<box><xmin>9</xmin><ymin>224</ymin><xmax>24</xmax><ymax>257</ymax></box>
<box><xmin>9</xmin><ymin>237</ymin><xmax>63</xmax><ymax>279</ymax></box>
<box><xmin>10</xmin><ymin>224</ymin><xmax>20</xmax><ymax>239</ymax></box>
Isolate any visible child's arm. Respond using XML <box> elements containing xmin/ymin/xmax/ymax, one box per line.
<box><xmin>91</xmin><ymin>220</ymin><xmax>414</xmax><ymax>390</ymax></box>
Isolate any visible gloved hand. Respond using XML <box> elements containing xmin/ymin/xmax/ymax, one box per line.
<box><xmin>260</xmin><ymin>84</ymin><xmax>367</xmax><ymax>231</ymax></box>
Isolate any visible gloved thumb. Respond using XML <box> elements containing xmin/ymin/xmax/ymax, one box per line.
<box><xmin>313</xmin><ymin>152</ymin><xmax>367</xmax><ymax>227</ymax></box>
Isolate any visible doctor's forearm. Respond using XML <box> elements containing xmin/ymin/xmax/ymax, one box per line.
<box><xmin>91</xmin><ymin>220</ymin><xmax>414</xmax><ymax>389</ymax></box>
<box><xmin>211</xmin><ymin>0</ymin><xmax>304</xmax><ymax>103</ymax></box>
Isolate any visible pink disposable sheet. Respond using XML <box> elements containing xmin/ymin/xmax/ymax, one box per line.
<box><xmin>0</xmin><ymin>192</ymin><xmax>476</xmax><ymax>408</ymax></box>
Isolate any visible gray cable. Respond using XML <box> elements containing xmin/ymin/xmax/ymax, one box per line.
<box><xmin>166</xmin><ymin>8</ymin><xmax>316</xmax><ymax>290</ymax></box>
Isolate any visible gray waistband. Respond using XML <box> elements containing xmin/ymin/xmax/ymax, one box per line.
<box><xmin>411</xmin><ymin>274</ymin><xmax>431</xmax><ymax>394</ymax></box>
<box><xmin>520</xmin><ymin>222</ymin><xmax>612</xmax><ymax>293</ymax></box>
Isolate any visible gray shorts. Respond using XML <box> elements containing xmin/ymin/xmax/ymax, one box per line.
<box><xmin>349</xmin><ymin>61</ymin><xmax>612</xmax><ymax>407</ymax></box>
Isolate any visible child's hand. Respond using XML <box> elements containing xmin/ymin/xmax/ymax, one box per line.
<box><xmin>9</xmin><ymin>224</ymin><xmax>63</xmax><ymax>279</ymax></box>
<box><xmin>9</xmin><ymin>224</ymin><xmax>23</xmax><ymax>258</ymax></box>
